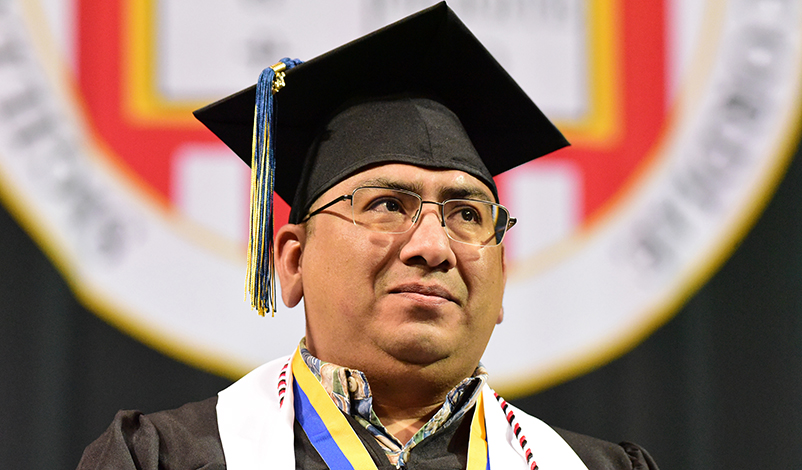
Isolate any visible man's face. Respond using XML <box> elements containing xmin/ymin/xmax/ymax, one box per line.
<box><xmin>279</xmin><ymin>163</ymin><xmax>506</xmax><ymax>385</ymax></box>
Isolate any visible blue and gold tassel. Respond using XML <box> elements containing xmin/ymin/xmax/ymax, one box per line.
<box><xmin>248</xmin><ymin>57</ymin><xmax>302</xmax><ymax>316</ymax></box>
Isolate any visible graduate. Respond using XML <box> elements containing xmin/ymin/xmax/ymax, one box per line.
<box><xmin>78</xmin><ymin>3</ymin><xmax>659</xmax><ymax>469</ymax></box>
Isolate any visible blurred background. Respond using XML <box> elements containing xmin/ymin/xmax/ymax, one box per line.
<box><xmin>1</xmin><ymin>0</ymin><xmax>801</xmax><ymax>468</ymax></box>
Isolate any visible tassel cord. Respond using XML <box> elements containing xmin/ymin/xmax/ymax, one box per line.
<box><xmin>248</xmin><ymin>57</ymin><xmax>303</xmax><ymax>316</ymax></box>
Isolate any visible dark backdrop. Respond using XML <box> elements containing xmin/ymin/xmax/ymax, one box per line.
<box><xmin>2</xmin><ymin>130</ymin><xmax>802</xmax><ymax>469</ymax></box>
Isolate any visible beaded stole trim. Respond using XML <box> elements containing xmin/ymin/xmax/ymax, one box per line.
<box><xmin>494</xmin><ymin>392</ymin><xmax>538</xmax><ymax>470</ymax></box>
<box><xmin>277</xmin><ymin>361</ymin><xmax>289</xmax><ymax>407</ymax></box>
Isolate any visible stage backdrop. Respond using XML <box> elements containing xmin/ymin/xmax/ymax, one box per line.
<box><xmin>1</xmin><ymin>1</ymin><xmax>802</xmax><ymax>469</ymax></box>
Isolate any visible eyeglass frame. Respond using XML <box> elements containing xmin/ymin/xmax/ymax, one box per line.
<box><xmin>300</xmin><ymin>186</ymin><xmax>517</xmax><ymax>246</ymax></box>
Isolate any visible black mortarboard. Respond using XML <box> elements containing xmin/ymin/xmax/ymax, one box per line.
<box><xmin>194</xmin><ymin>2</ymin><xmax>568</xmax><ymax>315</ymax></box>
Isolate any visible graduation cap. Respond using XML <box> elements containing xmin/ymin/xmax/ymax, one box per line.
<box><xmin>194</xmin><ymin>1</ymin><xmax>569</xmax><ymax>316</ymax></box>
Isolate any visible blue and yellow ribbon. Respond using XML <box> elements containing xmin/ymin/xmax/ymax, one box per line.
<box><xmin>467</xmin><ymin>389</ymin><xmax>490</xmax><ymax>469</ymax></box>
<box><xmin>291</xmin><ymin>349</ymin><xmax>491</xmax><ymax>469</ymax></box>
<box><xmin>292</xmin><ymin>350</ymin><xmax>379</xmax><ymax>469</ymax></box>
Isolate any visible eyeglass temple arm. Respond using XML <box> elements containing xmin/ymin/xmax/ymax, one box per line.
<box><xmin>300</xmin><ymin>195</ymin><xmax>353</xmax><ymax>223</ymax></box>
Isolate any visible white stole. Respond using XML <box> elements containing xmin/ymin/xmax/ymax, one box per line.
<box><xmin>217</xmin><ymin>355</ymin><xmax>588</xmax><ymax>470</ymax></box>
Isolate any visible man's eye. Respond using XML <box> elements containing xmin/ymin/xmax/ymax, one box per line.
<box><xmin>460</xmin><ymin>208</ymin><xmax>478</xmax><ymax>222</ymax></box>
<box><xmin>448</xmin><ymin>205</ymin><xmax>482</xmax><ymax>225</ymax></box>
<box><xmin>369</xmin><ymin>198</ymin><xmax>403</xmax><ymax>212</ymax></box>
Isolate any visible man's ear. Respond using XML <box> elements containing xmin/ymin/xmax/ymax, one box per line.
<box><xmin>275</xmin><ymin>223</ymin><xmax>306</xmax><ymax>308</ymax></box>
<box><xmin>497</xmin><ymin>244</ymin><xmax>507</xmax><ymax>325</ymax></box>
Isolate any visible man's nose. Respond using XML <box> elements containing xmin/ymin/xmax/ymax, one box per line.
<box><xmin>399</xmin><ymin>207</ymin><xmax>457</xmax><ymax>269</ymax></box>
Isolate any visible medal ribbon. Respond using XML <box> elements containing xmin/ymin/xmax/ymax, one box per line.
<box><xmin>292</xmin><ymin>350</ymin><xmax>378</xmax><ymax>469</ymax></box>
<box><xmin>291</xmin><ymin>348</ymin><xmax>491</xmax><ymax>469</ymax></box>
<box><xmin>467</xmin><ymin>391</ymin><xmax>491</xmax><ymax>470</ymax></box>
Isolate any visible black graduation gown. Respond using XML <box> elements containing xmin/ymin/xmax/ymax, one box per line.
<box><xmin>76</xmin><ymin>397</ymin><xmax>659</xmax><ymax>470</ymax></box>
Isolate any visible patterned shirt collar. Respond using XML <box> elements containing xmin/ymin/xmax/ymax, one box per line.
<box><xmin>298</xmin><ymin>338</ymin><xmax>488</xmax><ymax>467</ymax></box>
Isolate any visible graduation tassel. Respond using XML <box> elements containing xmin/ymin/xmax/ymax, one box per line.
<box><xmin>248</xmin><ymin>57</ymin><xmax>303</xmax><ymax>316</ymax></box>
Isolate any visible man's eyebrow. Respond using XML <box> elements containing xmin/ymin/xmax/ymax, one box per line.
<box><xmin>440</xmin><ymin>186</ymin><xmax>494</xmax><ymax>202</ymax></box>
<box><xmin>358</xmin><ymin>177</ymin><xmax>424</xmax><ymax>194</ymax></box>
<box><xmin>357</xmin><ymin>177</ymin><xmax>494</xmax><ymax>202</ymax></box>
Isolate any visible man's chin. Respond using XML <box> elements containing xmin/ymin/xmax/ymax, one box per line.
<box><xmin>380</xmin><ymin>331</ymin><xmax>453</xmax><ymax>366</ymax></box>
<box><xmin>391</xmin><ymin>348</ymin><xmax>447</xmax><ymax>366</ymax></box>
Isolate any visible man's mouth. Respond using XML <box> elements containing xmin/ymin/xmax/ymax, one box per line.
<box><xmin>389</xmin><ymin>283</ymin><xmax>460</xmax><ymax>305</ymax></box>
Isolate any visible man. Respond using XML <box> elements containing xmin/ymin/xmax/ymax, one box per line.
<box><xmin>78</xmin><ymin>4</ymin><xmax>659</xmax><ymax>469</ymax></box>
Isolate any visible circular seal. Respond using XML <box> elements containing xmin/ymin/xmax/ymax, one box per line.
<box><xmin>0</xmin><ymin>0</ymin><xmax>800</xmax><ymax>396</ymax></box>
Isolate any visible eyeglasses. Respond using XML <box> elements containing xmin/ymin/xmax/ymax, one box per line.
<box><xmin>301</xmin><ymin>186</ymin><xmax>517</xmax><ymax>246</ymax></box>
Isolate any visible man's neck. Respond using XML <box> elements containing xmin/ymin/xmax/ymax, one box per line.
<box><xmin>299</xmin><ymin>341</ymin><xmax>485</xmax><ymax>443</ymax></box>
<box><xmin>364</xmin><ymin>367</ymin><xmax>478</xmax><ymax>443</ymax></box>
<box><xmin>372</xmin><ymin>401</ymin><xmax>443</xmax><ymax>443</ymax></box>
<box><xmin>353</xmin><ymin>364</ymin><xmax>452</xmax><ymax>441</ymax></box>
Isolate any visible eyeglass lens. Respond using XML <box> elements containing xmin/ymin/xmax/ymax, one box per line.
<box><xmin>350</xmin><ymin>187</ymin><xmax>510</xmax><ymax>245</ymax></box>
